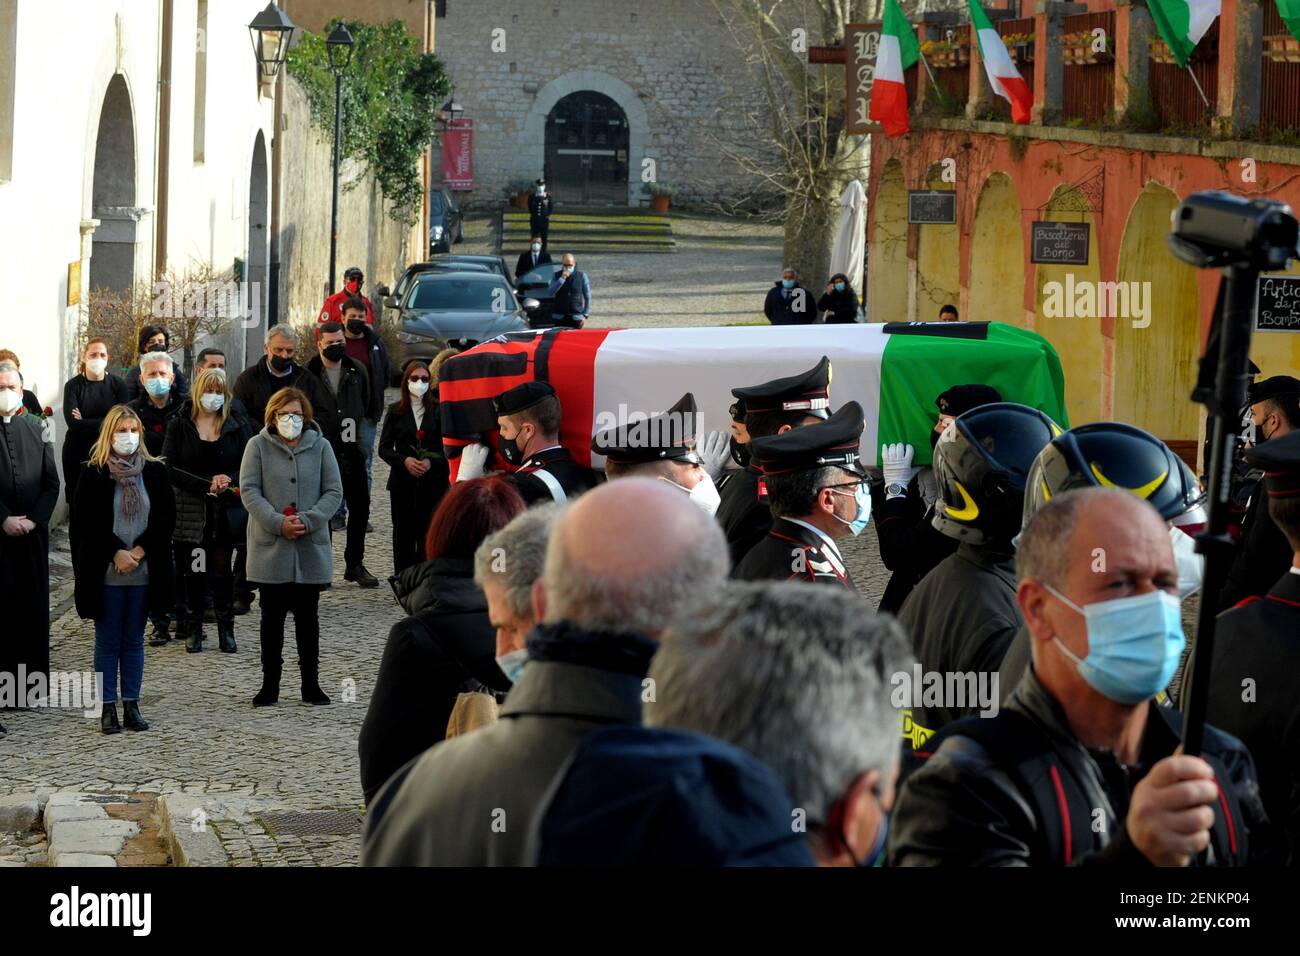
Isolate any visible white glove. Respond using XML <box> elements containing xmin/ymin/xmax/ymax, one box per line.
<box><xmin>457</xmin><ymin>442</ymin><xmax>490</xmax><ymax>481</ymax></box>
<box><xmin>881</xmin><ymin>443</ymin><xmax>916</xmax><ymax>492</ymax></box>
<box><xmin>697</xmin><ymin>429</ymin><xmax>731</xmax><ymax>481</ymax></box>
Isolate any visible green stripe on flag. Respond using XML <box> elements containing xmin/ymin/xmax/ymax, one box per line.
<box><xmin>885</xmin><ymin>0</ymin><xmax>920</xmax><ymax>67</ymax></box>
<box><xmin>876</xmin><ymin>323</ymin><xmax>1069</xmax><ymax>465</ymax></box>
<box><xmin>1280</xmin><ymin>0</ymin><xmax>1300</xmax><ymax>41</ymax></box>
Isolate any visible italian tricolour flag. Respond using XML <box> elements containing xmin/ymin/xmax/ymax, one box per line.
<box><xmin>1147</xmin><ymin>0</ymin><xmax>1221</xmax><ymax>68</ymax></box>
<box><xmin>438</xmin><ymin>323</ymin><xmax>1068</xmax><ymax>477</ymax></box>
<box><xmin>870</xmin><ymin>0</ymin><xmax>921</xmax><ymax>138</ymax></box>
<box><xmin>968</xmin><ymin>1</ymin><xmax>1032</xmax><ymax>124</ymax></box>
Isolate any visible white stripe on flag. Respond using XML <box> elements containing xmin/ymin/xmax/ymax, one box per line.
<box><xmin>977</xmin><ymin>26</ymin><xmax>1019</xmax><ymax>82</ymax></box>
<box><xmin>876</xmin><ymin>34</ymin><xmax>905</xmax><ymax>83</ymax></box>
<box><xmin>1186</xmin><ymin>0</ymin><xmax>1221</xmax><ymax>44</ymax></box>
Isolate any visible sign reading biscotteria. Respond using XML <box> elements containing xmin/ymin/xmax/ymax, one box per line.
<box><xmin>1255</xmin><ymin>274</ymin><xmax>1300</xmax><ymax>332</ymax></box>
<box><xmin>1030</xmin><ymin>221</ymin><xmax>1090</xmax><ymax>265</ymax></box>
<box><xmin>907</xmin><ymin>190</ymin><xmax>957</xmax><ymax>225</ymax></box>
<box><xmin>845</xmin><ymin>22</ymin><xmax>882</xmax><ymax>135</ymax></box>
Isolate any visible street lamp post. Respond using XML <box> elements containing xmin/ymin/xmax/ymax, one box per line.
<box><xmin>248</xmin><ymin>2</ymin><xmax>296</xmax><ymax>84</ymax></box>
<box><xmin>325</xmin><ymin>23</ymin><xmax>355</xmax><ymax>296</ymax></box>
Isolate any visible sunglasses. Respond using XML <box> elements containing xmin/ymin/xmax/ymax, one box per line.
<box><xmin>409</xmin><ymin>375</ymin><xmax>431</xmax><ymax>383</ymax></box>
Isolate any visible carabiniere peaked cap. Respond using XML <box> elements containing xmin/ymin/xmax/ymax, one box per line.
<box><xmin>731</xmin><ymin>357</ymin><xmax>832</xmax><ymax>419</ymax></box>
<box><xmin>748</xmin><ymin>401</ymin><xmax>865</xmax><ymax>477</ymax></box>
<box><xmin>1245</xmin><ymin>428</ymin><xmax>1300</xmax><ymax>499</ymax></box>
<box><xmin>493</xmin><ymin>380</ymin><xmax>556</xmax><ymax>416</ymax></box>
<box><xmin>591</xmin><ymin>392</ymin><xmax>702</xmax><ymax>465</ymax></box>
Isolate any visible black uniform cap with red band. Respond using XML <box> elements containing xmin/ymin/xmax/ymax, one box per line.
<box><xmin>1246</xmin><ymin>428</ymin><xmax>1300</xmax><ymax>499</ymax></box>
<box><xmin>493</xmin><ymin>380</ymin><xmax>557</xmax><ymax>417</ymax></box>
<box><xmin>591</xmin><ymin>391</ymin><xmax>702</xmax><ymax>466</ymax></box>
<box><xmin>730</xmin><ymin>356</ymin><xmax>832</xmax><ymax>421</ymax></box>
<box><xmin>748</xmin><ymin>401</ymin><xmax>866</xmax><ymax>478</ymax></box>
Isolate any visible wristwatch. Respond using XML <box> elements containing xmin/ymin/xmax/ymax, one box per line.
<box><xmin>885</xmin><ymin>482</ymin><xmax>907</xmax><ymax>500</ymax></box>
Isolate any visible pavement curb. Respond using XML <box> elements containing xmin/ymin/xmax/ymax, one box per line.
<box><xmin>158</xmin><ymin>794</ymin><xmax>230</xmax><ymax>867</ymax></box>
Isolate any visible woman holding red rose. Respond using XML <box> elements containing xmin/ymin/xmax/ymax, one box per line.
<box><xmin>378</xmin><ymin>360</ymin><xmax>449</xmax><ymax>574</ymax></box>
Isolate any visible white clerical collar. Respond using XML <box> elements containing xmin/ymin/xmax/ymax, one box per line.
<box><xmin>784</xmin><ymin>517</ymin><xmax>845</xmax><ymax>565</ymax></box>
<box><xmin>1290</xmin><ymin>566</ymin><xmax>1300</xmax><ymax>577</ymax></box>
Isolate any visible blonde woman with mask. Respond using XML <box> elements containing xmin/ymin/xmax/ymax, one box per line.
<box><xmin>72</xmin><ymin>405</ymin><xmax>175</xmax><ymax>735</ymax></box>
<box><xmin>163</xmin><ymin>368</ymin><xmax>256</xmax><ymax>654</ymax></box>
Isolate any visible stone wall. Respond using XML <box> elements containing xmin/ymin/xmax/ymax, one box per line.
<box><xmin>434</xmin><ymin>0</ymin><xmax>771</xmax><ymax>209</ymax></box>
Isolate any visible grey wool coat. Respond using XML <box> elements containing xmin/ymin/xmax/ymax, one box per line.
<box><xmin>238</xmin><ymin>422</ymin><xmax>342</xmax><ymax>586</ymax></box>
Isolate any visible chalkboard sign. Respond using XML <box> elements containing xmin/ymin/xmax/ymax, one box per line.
<box><xmin>1255</xmin><ymin>274</ymin><xmax>1300</xmax><ymax>333</ymax></box>
<box><xmin>908</xmin><ymin>190</ymin><xmax>957</xmax><ymax>224</ymax></box>
<box><xmin>1030</xmin><ymin>221</ymin><xmax>1090</xmax><ymax>265</ymax></box>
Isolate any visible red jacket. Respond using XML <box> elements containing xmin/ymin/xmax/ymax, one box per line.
<box><xmin>318</xmin><ymin>289</ymin><xmax>376</xmax><ymax>325</ymax></box>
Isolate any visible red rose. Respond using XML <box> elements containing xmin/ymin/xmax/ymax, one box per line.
<box><xmin>152</xmin><ymin>423</ymin><xmax>163</xmax><ymax>432</ymax></box>
<box><xmin>283</xmin><ymin>506</ymin><xmax>297</xmax><ymax>516</ymax></box>
<box><xmin>229</xmin><ymin>487</ymin><xmax>241</xmax><ymax>497</ymax></box>
<box><xmin>416</xmin><ymin>429</ymin><xmax>426</xmax><ymax>441</ymax></box>
<box><xmin>43</xmin><ymin>406</ymin><xmax>53</xmax><ymax>417</ymax></box>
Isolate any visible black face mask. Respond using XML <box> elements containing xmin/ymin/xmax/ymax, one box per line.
<box><xmin>270</xmin><ymin>354</ymin><xmax>292</xmax><ymax>373</ymax></box>
<box><xmin>499</xmin><ymin>432</ymin><xmax>524</xmax><ymax>466</ymax></box>
<box><xmin>144</xmin><ymin>341</ymin><xmax>166</xmax><ymax>354</ymax></box>
<box><xmin>322</xmin><ymin>343</ymin><xmax>347</xmax><ymax>363</ymax></box>
<box><xmin>730</xmin><ymin>436</ymin><xmax>751</xmax><ymax>468</ymax></box>
<box><xmin>346</xmin><ymin>319</ymin><xmax>367</xmax><ymax>337</ymax></box>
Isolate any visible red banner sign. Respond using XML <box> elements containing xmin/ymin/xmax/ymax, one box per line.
<box><xmin>440</xmin><ymin>118</ymin><xmax>473</xmax><ymax>189</ymax></box>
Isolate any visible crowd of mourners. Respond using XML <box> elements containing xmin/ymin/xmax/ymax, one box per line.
<box><xmin>1</xmin><ymin>275</ymin><xmax>1298</xmax><ymax>867</ymax></box>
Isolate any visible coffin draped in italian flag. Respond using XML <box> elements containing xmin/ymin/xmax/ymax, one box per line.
<box><xmin>438</xmin><ymin>322</ymin><xmax>1068</xmax><ymax>478</ymax></box>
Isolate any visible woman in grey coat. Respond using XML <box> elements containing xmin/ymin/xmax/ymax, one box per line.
<box><xmin>239</xmin><ymin>386</ymin><xmax>343</xmax><ymax>707</ymax></box>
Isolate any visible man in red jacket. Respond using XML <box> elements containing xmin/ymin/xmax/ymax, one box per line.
<box><xmin>318</xmin><ymin>266</ymin><xmax>376</xmax><ymax>326</ymax></box>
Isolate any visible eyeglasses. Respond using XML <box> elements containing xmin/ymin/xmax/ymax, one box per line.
<box><xmin>277</xmin><ymin>414</ymin><xmax>304</xmax><ymax>425</ymax></box>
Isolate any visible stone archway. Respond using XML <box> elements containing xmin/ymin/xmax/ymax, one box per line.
<box><xmin>914</xmin><ymin>166</ymin><xmax>960</xmax><ymax>321</ymax></box>
<box><xmin>968</xmin><ymin>173</ymin><xmax>1026</xmax><ymax>326</ymax></box>
<box><xmin>1114</xmin><ymin>182</ymin><xmax>1200</xmax><ymax>444</ymax></box>
<box><xmin>88</xmin><ymin>74</ymin><xmax>139</xmax><ymax>297</ymax></box>
<box><xmin>868</xmin><ymin>159</ymin><xmax>907</xmax><ymax>322</ymax></box>
<box><xmin>523</xmin><ymin>71</ymin><xmax>650</xmax><ymax>206</ymax></box>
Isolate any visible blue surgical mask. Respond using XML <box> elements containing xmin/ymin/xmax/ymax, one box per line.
<box><xmin>830</xmin><ymin>482</ymin><xmax>872</xmax><ymax>536</ymax></box>
<box><xmin>781</xmin><ymin>279</ymin><xmax>795</xmax><ymax>289</ymax></box>
<box><xmin>145</xmin><ymin>377</ymin><xmax>171</xmax><ymax>398</ymax></box>
<box><xmin>495</xmin><ymin>648</ymin><xmax>529</xmax><ymax>684</ymax></box>
<box><xmin>1045</xmin><ymin>585</ymin><xmax>1185</xmax><ymax>705</ymax></box>
<box><xmin>834</xmin><ymin>282</ymin><xmax>846</xmax><ymax>292</ymax></box>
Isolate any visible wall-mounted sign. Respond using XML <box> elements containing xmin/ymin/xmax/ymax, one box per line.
<box><xmin>907</xmin><ymin>190</ymin><xmax>957</xmax><ymax>224</ymax></box>
<box><xmin>1030</xmin><ymin>221</ymin><xmax>1090</xmax><ymax>265</ymax></box>
<box><xmin>1255</xmin><ymin>273</ymin><xmax>1300</xmax><ymax>332</ymax></box>
<box><xmin>67</xmin><ymin>261</ymin><xmax>81</xmax><ymax>306</ymax></box>
<box><xmin>845</xmin><ymin>22</ymin><xmax>881</xmax><ymax>134</ymax></box>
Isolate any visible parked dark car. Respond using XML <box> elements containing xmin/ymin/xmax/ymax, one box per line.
<box><xmin>514</xmin><ymin>261</ymin><xmax>567</xmax><ymax>328</ymax></box>
<box><xmin>429</xmin><ymin>188</ymin><xmax>464</xmax><ymax>254</ymax></box>
<box><xmin>427</xmin><ymin>254</ymin><xmax>513</xmax><ymax>284</ymax></box>
<box><xmin>395</xmin><ymin>271</ymin><xmax>537</xmax><ymax>365</ymax></box>
<box><xmin>381</xmin><ymin>261</ymin><xmax>491</xmax><ymax>323</ymax></box>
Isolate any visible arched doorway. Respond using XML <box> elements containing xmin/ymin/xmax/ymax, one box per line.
<box><xmin>1114</xmin><ymin>182</ymin><xmax>1200</xmax><ymax>445</ymax></box>
<box><xmin>544</xmin><ymin>91</ymin><xmax>629</xmax><ymax>206</ymax></box>
<box><xmin>968</xmin><ymin>173</ymin><xmax>1026</xmax><ymax>326</ymax></box>
<box><xmin>914</xmin><ymin>166</ymin><xmax>960</xmax><ymax>321</ymax></box>
<box><xmin>245</xmin><ymin>130</ymin><xmax>269</xmax><ymax>367</ymax></box>
<box><xmin>868</xmin><ymin>160</ymin><xmax>908</xmax><ymax>322</ymax></box>
<box><xmin>89</xmin><ymin>74</ymin><xmax>138</xmax><ymax>298</ymax></box>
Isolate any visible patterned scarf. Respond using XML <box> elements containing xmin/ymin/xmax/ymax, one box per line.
<box><xmin>106</xmin><ymin>451</ymin><xmax>146</xmax><ymax>519</ymax></box>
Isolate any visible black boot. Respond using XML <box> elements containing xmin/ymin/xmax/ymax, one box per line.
<box><xmin>122</xmin><ymin>699</ymin><xmax>149</xmax><ymax>731</ymax></box>
<box><xmin>217</xmin><ymin>620</ymin><xmax>237</xmax><ymax>653</ymax></box>
<box><xmin>148</xmin><ymin>620</ymin><xmax>170</xmax><ymax>647</ymax></box>
<box><xmin>100</xmin><ymin>703</ymin><xmax>121</xmax><ymax>735</ymax></box>
<box><xmin>185</xmin><ymin>621</ymin><xmax>204</xmax><ymax>654</ymax></box>
<box><xmin>253</xmin><ymin>669</ymin><xmax>280</xmax><ymax>707</ymax></box>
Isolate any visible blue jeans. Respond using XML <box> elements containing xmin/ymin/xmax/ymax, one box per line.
<box><xmin>95</xmin><ymin>584</ymin><xmax>149</xmax><ymax>703</ymax></box>
<box><xmin>337</xmin><ymin>417</ymin><xmax>378</xmax><ymax>520</ymax></box>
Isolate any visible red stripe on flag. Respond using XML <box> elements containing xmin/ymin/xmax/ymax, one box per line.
<box><xmin>545</xmin><ymin>328</ymin><xmax>612</xmax><ymax>468</ymax></box>
<box><xmin>999</xmin><ymin>75</ymin><xmax>1033</xmax><ymax>124</ymax></box>
<box><xmin>869</xmin><ymin>79</ymin><xmax>911</xmax><ymax>138</ymax></box>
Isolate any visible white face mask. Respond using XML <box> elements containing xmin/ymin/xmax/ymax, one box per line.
<box><xmin>112</xmin><ymin>432</ymin><xmax>140</xmax><ymax>456</ymax></box>
<box><xmin>0</xmin><ymin>389</ymin><xmax>21</xmax><ymax>415</ymax></box>
<box><xmin>659</xmin><ymin>472</ymin><xmax>721</xmax><ymax>516</ymax></box>
<box><xmin>199</xmin><ymin>393</ymin><xmax>225</xmax><ymax>413</ymax></box>
<box><xmin>531</xmin><ymin>243</ymin><xmax>542</xmax><ymax>253</ymax></box>
<box><xmin>276</xmin><ymin>414</ymin><xmax>304</xmax><ymax>440</ymax></box>
<box><xmin>408</xmin><ymin>380</ymin><xmax>430</xmax><ymax>398</ymax></box>
<box><xmin>86</xmin><ymin>358</ymin><xmax>108</xmax><ymax>376</ymax></box>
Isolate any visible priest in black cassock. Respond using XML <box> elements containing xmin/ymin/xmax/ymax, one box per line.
<box><xmin>0</xmin><ymin>363</ymin><xmax>60</xmax><ymax>731</ymax></box>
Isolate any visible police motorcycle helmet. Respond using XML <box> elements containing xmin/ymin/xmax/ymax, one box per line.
<box><xmin>931</xmin><ymin>403</ymin><xmax>1062</xmax><ymax>546</ymax></box>
<box><xmin>1022</xmin><ymin>421</ymin><xmax>1207</xmax><ymax>528</ymax></box>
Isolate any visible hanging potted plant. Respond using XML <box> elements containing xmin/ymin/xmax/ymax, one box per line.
<box><xmin>644</xmin><ymin>182</ymin><xmax>676</xmax><ymax>213</ymax></box>
<box><xmin>1002</xmin><ymin>32</ymin><xmax>1035</xmax><ymax>66</ymax></box>
<box><xmin>921</xmin><ymin>39</ymin><xmax>958</xmax><ymax>69</ymax></box>
<box><xmin>1264</xmin><ymin>32</ymin><xmax>1300</xmax><ymax>63</ymax></box>
<box><xmin>1063</xmin><ymin>30</ymin><xmax>1113</xmax><ymax>65</ymax></box>
<box><xmin>1148</xmin><ymin>36</ymin><xmax>1181</xmax><ymax>65</ymax></box>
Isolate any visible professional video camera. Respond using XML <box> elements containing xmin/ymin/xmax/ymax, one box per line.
<box><xmin>1170</xmin><ymin>190</ymin><xmax>1299</xmax><ymax>271</ymax></box>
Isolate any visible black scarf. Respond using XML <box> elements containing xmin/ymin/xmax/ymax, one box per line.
<box><xmin>525</xmin><ymin>620</ymin><xmax>657</xmax><ymax>677</ymax></box>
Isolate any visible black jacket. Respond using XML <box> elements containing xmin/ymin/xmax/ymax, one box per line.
<box><xmin>71</xmin><ymin>459</ymin><xmax>175</xmax><ymax>621</ymax></box>
<box><xmin>764</xmin><ymin>282</ymin><xmax>813</xmax><ymax>326</ymax></box>
<box><xmin>162</xmin><ymin>406</ymin><xmax>256</xmax><ymax>544</ymax></box>
<box><xmin>817</xmin><ymin>287</ymin><xmax>859</xmax><ymax>323</ymax></box>
<box><xmin>898</xmin><ymin>542</ymin><xmax>1020</xmax><ymax>734</ymax></box>
<box><xmin>1205</xmin><ymin>569</ymin><xmax>1300</xmax><ymax>865</ymax></box>
<box><xmin>61</xmin><ymin>373</ymin><xmax>130</xmax><ymax>502</ymax></box>
<box><xmin>21</xmin><ymin>390</ymin><xmax>42</xmax><ymax>417</ymax></box>
<box><xmin>360</xmin><ymin>557</ymin><xmax>507</xmax><ymax>804</ymax></box>
<box><xmin>306</xmin><ymin>355</ymin><xmax>371</xmax><ymax>467</ymax></box>
<box><xmin>889</xmin><ymin>667</ymin><xmax>1265</xmax><ymax>866</ymax></box>
<box><xmin>1218</xmin><ymin>483</ymin><xmax>1294</xmax><ymax>610</ymax></box>
<box><xmin>129</xmin><ymin>392</ymin><xmax>188</xmax><ymax>458</ymax></box>
<box><xmin>733</xmin><ymin>516</ymin><xmax>857</xmax><ymax>590</ymax></box>
<box><xmin>378</xmin><ymin>399</ymin><xmax>448</xmax><ymax>493</ymax></box>
<box><xmin>715</xmin><ymin>467</ymin><xmax>772</xmax><ymax>569</ymax></box>
<box><xmin>514</xmin><ymin>249</ymin><xmax>552</xmax><ymax>280</ymax></box>
<box><xmin>232</xmin><ymin>358</ymin><xmax>331</xmax><ymax>436</ymax></box>
<box><xmin>121</xmin><ymin>359</ymin><xmax>190</xmax><ymax>404</ymax></box>
<box><xmin>508</xmin><ymin>446</ymin><xmax>597</xmax><ymax>506</ymax></box>
<box><xmin>527</xmin><ymin>193</ymin><xmax>553</xmax><ymax>223</ymax></box>
<box><xmin>870</xmin><ymin>470</ymin><xmax>958</xmax><ymax>615</ymax></box>
<box><xmin>347</xmin><ymin>326</ymin><xmax>392</xmax><ymax>422</ymax></box>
